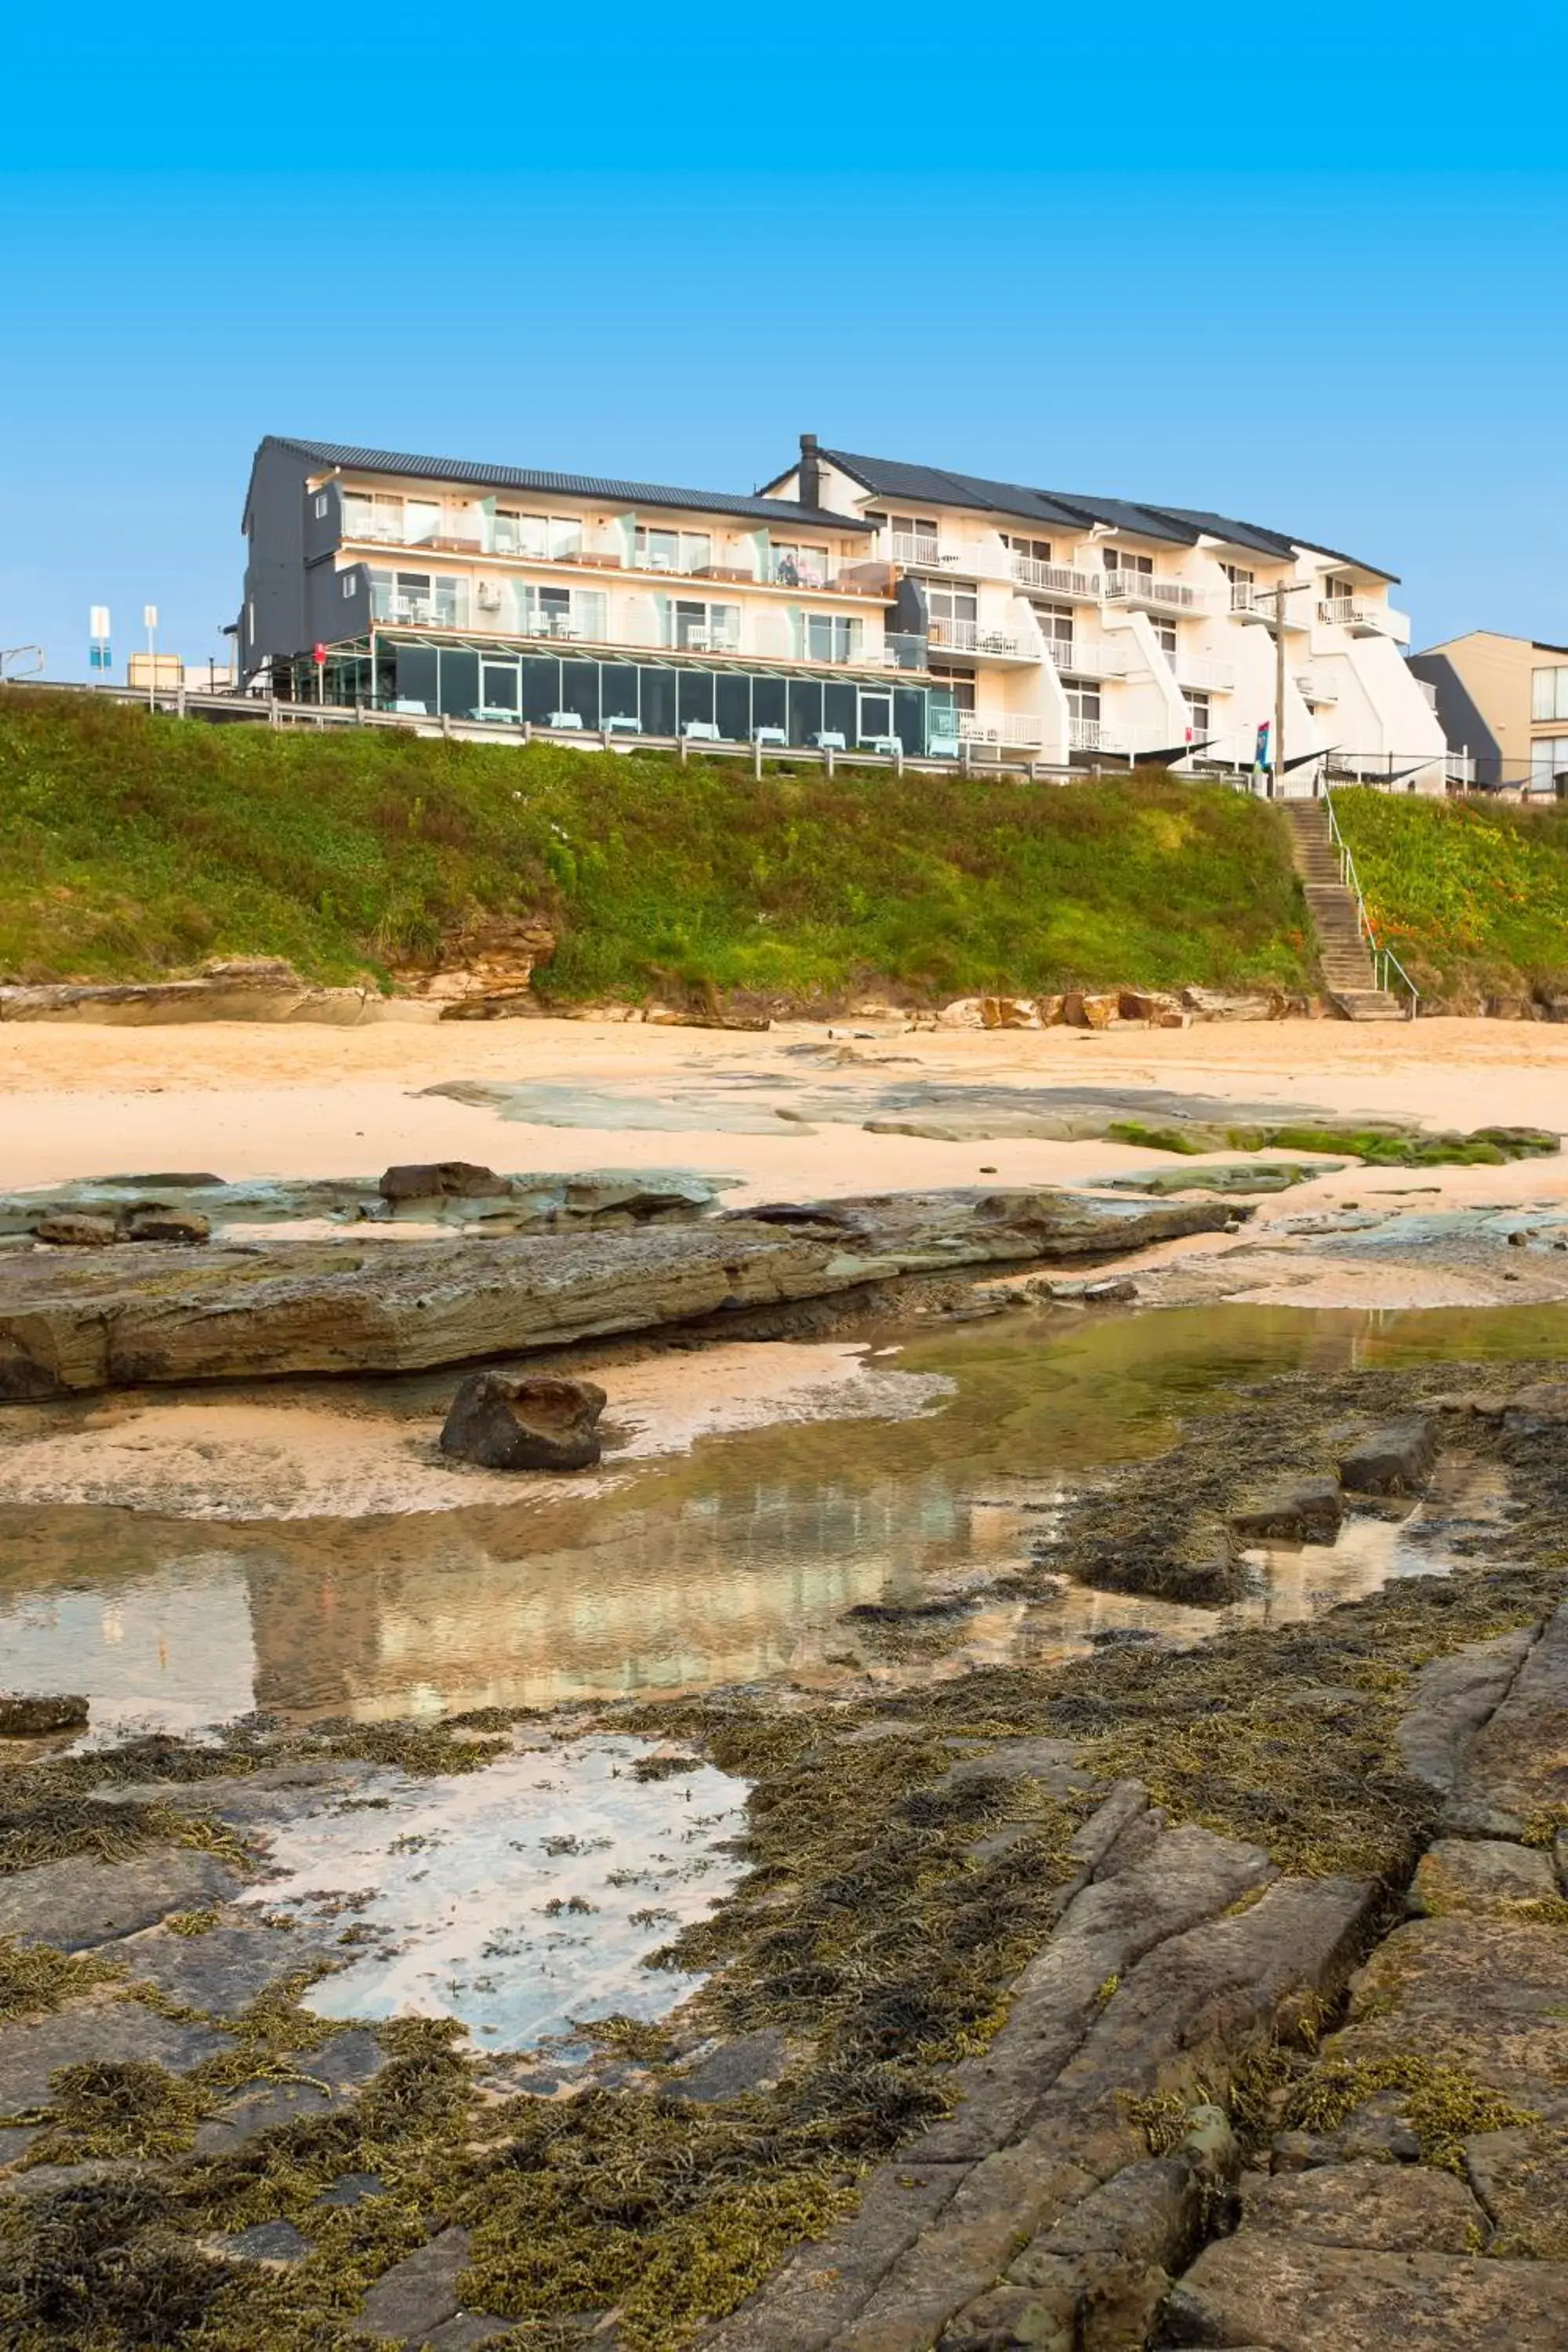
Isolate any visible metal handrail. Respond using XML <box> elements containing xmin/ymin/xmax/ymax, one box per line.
<box><xmin>1322</xmin><ymin>786</ymin><xmax>1420</xmax><ymax>1018</ymax></box>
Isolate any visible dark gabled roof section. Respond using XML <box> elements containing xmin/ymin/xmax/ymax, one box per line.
<box><xmin>789</xmin><ymin>446</ymin><xmax>1395</xmax><ymax>580</ymax></box>
<box><xmin>819</xmin><ymin>449</ymin><xmax>1090</xmax><ymax>529</ymax></box>
<box><xmin>254</xmin><ymin>437</ymin><xmax>873</xmax><ymax>535</ymax></box>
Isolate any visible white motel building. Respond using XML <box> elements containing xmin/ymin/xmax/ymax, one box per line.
<box><xmin>238</xmin><ymin>433</ymin><xmax>1449</xmax><ymax>786</ymax></box>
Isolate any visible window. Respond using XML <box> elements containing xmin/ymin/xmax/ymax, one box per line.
<box><xmin>1003</xmin><ymin>535</ymin><xmax>1051</xmax><ymax>564</ymax></box>
<box><xmin>636</xmin><ymin>526</ymin><xmax>712</xmax><ymax>575</ymax></box>
<box><xmin>803</xmin><ymin>612</ymin><xmax>862</xmax><ymax>662</ymax></box>
<box><xmin>343</xmin><ymin>492</ymin><xmax>405</xmax><ymax>543</ymax></box>
<box><xmin>1532</xmin><ymin>667</ymin><xmax>1568</xmax><ymax>724</ymax></box>
<box><xmin>671</xmin><ymin>600</ymin><xmax>739</xmax><ymax>652</ymax></box>
<box><xmin>1033</xmin><ymin>604</ymin><xmax>1074</xmax><ymax>648</ymax></box>
<box><xmin>1104</xmin><ymin>548</ymin><xmax>1154</xmax><ymax>579</ymax></box>
<box><xmin>1223</xmin><ymin>562</ymin><xmax>1255</xmax><ymax>612</ymax></box>
<box><xmin>1065</xmin><ymin>683</ymin><xmax>1101</xmax><ymax>723</ymax></box>
<box><xmin>1531</xmin><ymin>737</ymin><xmax>1568</xmax><ymax>787</ymax></box>
<box><xmin>927</xmin><ymin>584</ymin><xmax>978</xmax><ymax>626</ymax></box>
<box><xmin>313</xmin><ymin>492</ymin><xmax>329</xmax><ymax>519</ymax></box>
<box><xmin>340</xmin><ymin>573</ymin><xmax>356</xmax><ymax>599</ymax></box>
<box><xmin>928</xmin><ymin>660</ymin><xmax>976</xmax><ymax>713</ymax></box>
<box><xmin>490</xmin><ymin>512</ymin><xmax>582</xmax><ymax>558</ymax></box>
<box><xmin>1185</xmin><ymin>692</ymin><xmax>1211</xmax><ymax>736</ymax></box>
<box><xmin>769</xmin><ymin>542</ymin><xmax>829</xmax><ymax>588</ymax></box>
<box><xmin>1152</xmin><ymin>617</ymin><xmax>1178</xmax><ymax>657</ymax></box>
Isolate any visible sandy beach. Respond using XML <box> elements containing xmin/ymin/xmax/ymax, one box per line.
<box><xmin>5</xmin><ymin>1012</ymin><xmax>1567</xmax><ymax>1202</ymax></box>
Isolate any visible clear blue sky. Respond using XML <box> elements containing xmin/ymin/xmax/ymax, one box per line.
<box><xmin>2</xmin><ymin>0</ymin><xmax>1564</xmax><ymax>681</ymax></box>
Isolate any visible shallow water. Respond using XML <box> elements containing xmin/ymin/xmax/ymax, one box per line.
<box><xmin>2</xmin><ymin>1301</ymin><xmax>1565</xmax><ymax>1735</ymax></box>
<box><xmin>243</xmin><ymin>1734</ymin><xmax>750</xmax><ymax>2051</ymax></box>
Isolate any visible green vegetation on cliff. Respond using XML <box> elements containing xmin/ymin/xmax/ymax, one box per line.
<box><xmin>1334</xmin><ymin>786</ymin><xmax>1568</xmax><ymax>1004</ymax></box>
<box><xmin>0</xmin><ymin>691</ymin><xmax>1311</xmax><ymax>1004</ymax></box>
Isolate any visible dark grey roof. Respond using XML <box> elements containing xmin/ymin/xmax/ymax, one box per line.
<box><xmin>258</xmin><ymin>437</ymin><xmax>873</xmax><ymax>535</ymax></box>
<box><xmin>793</xmin><ymin>448</ymin><xmax>1393</xmax><ymax>581</ymax></box>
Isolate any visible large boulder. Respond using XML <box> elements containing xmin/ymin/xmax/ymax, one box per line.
<box><xmin>1335</xmin><ymin>1415</ymin><xmax>1438</xmax><ymax>1495</ymax></box>
<box><xmin>439</xmin><ymin>1372</ymin><xmax>607</xmax><ymax>1471</ymax></box>
<box><xmin>379</xmin><ymin>1162</ymin><xmax>512</xmax><ymax>1202</ymax></box>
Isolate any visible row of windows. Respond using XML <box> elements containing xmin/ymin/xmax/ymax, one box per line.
<box><xmin>321</xmin><ymin>644</ymin><xmax>945</xmax><ymax>752</ymax></box>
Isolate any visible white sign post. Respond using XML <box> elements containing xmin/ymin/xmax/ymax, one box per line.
<box><xmin>89</xmin><ymin>606</ymin><xmax>111</xmax><ymax>676</ymax></box>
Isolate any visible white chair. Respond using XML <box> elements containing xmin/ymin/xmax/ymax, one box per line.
<box><xmin>548</xmin><ymin>710</ymin><xmax>584</xmax><ymax>731</ymax></box>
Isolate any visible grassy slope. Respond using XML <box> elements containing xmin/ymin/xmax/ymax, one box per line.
<box><xmin>1334</xmin><ymin>786</ymin><xmax>1568</xmax><ymax>1004</ymax></box>
<box><xmin>0</xmin><ymin>691</ymin><xmax>1313</xmax><ymax>1003</ymax></box>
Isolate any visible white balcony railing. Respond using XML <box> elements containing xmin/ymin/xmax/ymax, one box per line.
<box><xmin>929</xmin><ymin>617</ymin><xmax>1023</xmax><ymax>658</ymax></box>
<box><xmin>1102</xmin><ymin>573</ymin><xmax>1203</xmax><ymax>613</ymax></box>
<box><xmin>1012</xmin><ymin>556</ymin><xmax>1098</xmax><ymax>599</ymax></box>
<box><xmin>954</xmin><ymin>710</ymin><xmax>1045</xmax><ymax>746</ymax></box>
<box><xmin>1175</xmin><ymin>652</ymin><xmax>1236</xmax><ymax>694</ymax></box>
<box><xmin>1069</xmin><ymin>717</ymin><xmax>1126</xmax><ymax>753</ymax></box>
<box><xmin>1317</xmin><ymin>596</ymin><xmax>1404</xmax><ymax>636</ymax></box>
<box><xmin>1042</xmin><ymin>637</ymin><xmax>1131</xmax><ymax>681</ymax></box>
<box><xmin>890</xmin><ymin>531</ymin><xmax>944</xmax><ymax>568</ymax></box>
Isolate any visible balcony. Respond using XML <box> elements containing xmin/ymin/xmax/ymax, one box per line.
<box><xmin>1175</xmin><ymin>652</ymin><xmax>1236</xmax><ymax>694</ymax></box>
<box><xmin>1317</xmin><ymin>597</ymin><xmax>1409</xmax><ymax>641</ymax></box>
<box><xmin>1102</xmin><ymin>573</ymin><xmax>1205</xmax><ymax>615</ymax></box>
<box><xmin>1042</xmin><ymin>637</ymin><xmax>1131</xmax><ymax>681</ymax></box>
<box><xmin>1011</xmin><ymin>556</ymin><xmax>1099</xmax><ymax>600</ymax></box>
<box><xmin>765</xmin><ymin>554</ymin><xmax>836</xmax><ymax>590</ymax></box>
<box><xmin>928</xmin><ymin>617</ymin><xmax>1026</xmax><ymax>660</ymax></box>
<box><xmin>1297</xmin><ymin>670</ymin><xmax>1338</xmax><ymax>705</ymax></box>
<box><xmin>1069</xmin><ymin>717</ymin><xmax>1126</xmax><ymax>754</ymax></box>
<box><xmin>953</xmin><ymin>710</ymin><xmax>1045</xmax><ymax>746</ymax></box>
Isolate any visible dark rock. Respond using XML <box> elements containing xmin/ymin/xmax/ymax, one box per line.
<box><xmin>194</xmin><ymin>2027</ymin><xmax>383</xmax><ymax>2157</ymax></box>
<box><xmin>358</xmin><ymin>2225</ymin><xmax>470</xmax><ymax>2341</ymax></box>
<box><xmin>315</xmin><ymin>2170</ymin><xmax>386</xmax><ymax>2209</ymax></box>
<box><xmin>439</xmin><ymin>1371</ymin><xmax>607</xmax><ymax>1472</ymax></box>
<box><xmin>1162</xmin><ymin>2241</ymin><xmax>1568</xmax><ymax>2350</ymax></box>
<box><xmin>32</xmin><ymin>1214</ymin><xmax>119</xmax><ymax>1248</ymax></box>
<box><xmin>421</xmin><ymin>2320</ymin><xmax>521</xmax><ymax>2350</ymax></box>
<box><xmin>1465</xmin><ymin>2125</ymin><xmax>1568</xmax><ymax>2259</ymax></box>
<box><xmin>126</xmin><ymin>1210</ymin><xmax>210</xmax><ymax>1244</ymax></box>
<box><xmin>1449</xmin><ymin>1596</ymin><xmax>1568</xmax><ymax>1832</ymax></box>
<box><xmin>119</xmin><ymin>1916</ymin><xmax>339</xmax><ymax>2016</ymax></box>
<box><xmin>1409</xmin><ymin>1838</ymin><xmax>1557</xmax><ymax>1917</ymax></box>
<box><xmin>1502</xmin><ymin>1381</ymin><xmax>1568</xmax><ymax>1429</ymax></box>
<box><xmin>0</xmin><ymin>2005</ymin><xmax>232</xmax><ymax>2114</ymax></box>
<box><xmin>1331</xmin><ymin>2091</ymin><xmax>1423</xmax><ymax>2164</ymax></box>
<box><xmin>0</xmin><ymin>2125</ymin><xmax>39</xmax><ymax>2165</ymax></box>
<box><xmin>1229</xmin><ymin>1477</ymin><xmax>1343</xmax><ymax>1544</ymax></box>
<box><xmin>1332</xmin><ymin>1913</ymin><xmax>1568</xmax><ymax>2119</ymax></box>
<box><xmin>379</xmin><ymin>1162</ymin><xmax>511</xmax><ymax>1202</ymax></box>
<box><xmin>0</xmin><ymin>1691</ymin><xmax>89</xmax><ymax>1736</ymax></box>
<box><xmin>1335</xmin><ymin>1414</ymin><xmax>1438</xmax><ymax>1497</ymax></box>
<box><xmin>1393</xmin><ymin>1629</ymin><xmax>1538</xmax><ymax>1798</ymax></box>
<box><xmin>668</xmin><ymin>2029</ymin><xmax>789</xmax><ymax>2103</ymax></box>
<box><xmin>0</xmin><ymin>1849</ymin><xmax>242</xmax><ymax>1951</ymax></box>
<box><xmin>218</xmin><ymin>2218</ymin><xmax>314</xmax><ymax>2263</ymax></box>
<box><xmin>1236</xmin><ymin>2161</ymin><xmax>1484</xmax><ymax>2251</ymax></box>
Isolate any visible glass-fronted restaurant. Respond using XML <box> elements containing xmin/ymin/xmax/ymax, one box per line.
<box><xmin>302</xmin><ymin>633</ymin><xmax>959</xmax><ymax>755</ymax></box>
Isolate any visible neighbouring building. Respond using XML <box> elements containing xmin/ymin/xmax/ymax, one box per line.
<box><xmin>1407</xmin><ymin>631</ymin><xmax>1568</xmax><ymax>793</ymax></box>
<box><xmin>237</xmin><ymin>432</ymin><xmax>1448</xmax><ymax>782</ymax></box>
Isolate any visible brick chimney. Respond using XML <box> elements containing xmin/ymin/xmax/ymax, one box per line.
<box><xmin>798</xmin><ymin>432</ymin><xmax>822</xmax><ymax>510</ymax></box>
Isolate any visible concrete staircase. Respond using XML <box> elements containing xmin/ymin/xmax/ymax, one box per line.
<box><xmin>1283</xmin><ymin>801</ymin><xmax>1406</xmax><ymax>1020</ymax></box>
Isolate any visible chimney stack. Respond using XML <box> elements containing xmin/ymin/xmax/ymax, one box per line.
<box><xmin>798</xmin><ymin>432</ymin><xmax>821</xmax><ymax>510</ymax></box>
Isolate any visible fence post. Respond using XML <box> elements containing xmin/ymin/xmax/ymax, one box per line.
<box><xmin>753</xmin><ymin>738</ymin><xmax>763</xmax><ymax>782</ymax></box>
<box><xmin>895</xmin><ymin>743</ymin><xmax>904</xmax><ymax>779</ymax></box>
<box><xmin>679</xmin><ymin>733</ymin><xmax>689</xmax><ymax>766</ymax></box>
<box><xmin>824</xmin><ymin>745</ymin><xmax>834</xmax><ymax>780</ymax></box>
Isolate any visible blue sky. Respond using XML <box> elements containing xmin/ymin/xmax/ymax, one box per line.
<box><xmin>2</xmin><ymin>1</ymin><xmax>1564</xmax><ymax>681</ymax></box>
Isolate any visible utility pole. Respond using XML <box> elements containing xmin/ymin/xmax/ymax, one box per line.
<box><xmin>1273</xmin><ymin>583</ymin><xmax>1287</xmax><ymax>802</ymax></box>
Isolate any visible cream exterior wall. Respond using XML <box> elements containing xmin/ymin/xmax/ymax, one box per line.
<box><xmin>1423</xmin><ymin>632</ymin><xmax>1568</xmax><ymax>776</ymax></box>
